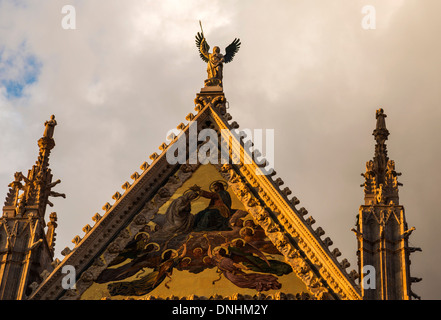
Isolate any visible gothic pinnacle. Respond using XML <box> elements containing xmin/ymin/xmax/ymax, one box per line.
<box><xmin>372</xmin><ymin>108</ymin><xmax>389</xmax><ymax>178</ymax></box>
<box><xmin>362</xmin><ymin>108</ymin><xmax>402</xmax><ymax>205</ymax></box>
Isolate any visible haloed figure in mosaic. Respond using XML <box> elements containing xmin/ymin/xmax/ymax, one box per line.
<box><xmin>190</xmin><ymin>181</ymin><xmax>235</xmax><ymax>232</ymax></box>
<box><xmin>207</xmin><ymin>245</ymin><xmax>282</xmax><ymax>292</ymax></box>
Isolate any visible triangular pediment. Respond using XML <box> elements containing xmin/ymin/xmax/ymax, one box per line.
<box><xmin>29</xmin><ymin>90</ymin><xmax>361</xmax><ymax>300</ymax></box>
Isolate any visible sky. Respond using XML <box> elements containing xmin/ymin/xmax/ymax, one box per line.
<box><xmin>0</xmin><ymin>0</ymin><xmax>439</xmax><ymax>299</ymax></box>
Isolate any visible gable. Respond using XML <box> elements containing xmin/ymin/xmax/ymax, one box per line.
<box><xmin>29</xmin><ymin>92</ymin><xmax>361</xmax><ymax>300</ymax></box>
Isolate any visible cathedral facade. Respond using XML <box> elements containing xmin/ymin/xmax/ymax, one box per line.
<box><xmin>0</xmin><ymin>35</ymin><xmax>421</xmax><ymax>300</ymax></box>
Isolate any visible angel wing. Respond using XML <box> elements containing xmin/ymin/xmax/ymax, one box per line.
<box><xmin>195</xmin><ymin>32</ymin><xmax>210</xmax><ymax>63</ymax></box>
<box><xmin>224</xmin><ymin>38</ymin><xmax>241</xmax><ymax>64</ymax></box>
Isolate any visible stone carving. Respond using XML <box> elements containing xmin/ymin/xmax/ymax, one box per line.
<box><xmin>80</xmin><ymin>271</ymin><xmax>95</xmax><ymax>283</ymax></box>
<box><xmin>102</xmin><ymin>202</ymin><xmax>112</xmax><ymax>212</ymax></box>
<box><xmin>43</xmin><ymin>115</ymin><xmax>57</xmax><ymax>139</ymax></box>
<box><xmin>298</xmin><ymin>207</ymin><xmax>308</xmax><ymax>217</ymax></box>
<box><xmin>61</xmin><ymin>247</ymin><xmax>72</xmax><ymax>256</ymax></box>
<box><xmin>82</xmin><ymin>224</ymin><xmax>92</xmax><ymax>235</ymax></box>
<box><xmin>46</xmin><ymin>212</ymin><xmax>58</xmax><ymax>253</ymax></box>
<box><xmin>72</xmin><ymin>236</ymin><xmax>82</xmax><ymax>246</ymax></box>
<box><xmin>92</xmin><ymin>213</ymin><xmax>102</xmax><ymax>223</ymax></box>
<box><xmin>315</xmin><ymin>227</ymin><xmax>325</xmax><ymax>237</ymax></box>
<box><xmin>107</xmin><ymin>242</ymin><xmax>121</xmax><ymax>254</ymax></box>
<box><xmin>323</xmin><ymin>237</ymin><xmax>333</xmax><ymax>247</ymax></box>
<box><xmin>306</xmin><ymin>216</ymin><xmax>316</xmax><ymax>226</ymax></box>
<box><xmin>332</xmin><ymin>248</ymin><xmax>342</xmax><ymax>257</ymax></box>
<box><xmin>340</xmin><ymin>259</ymin><xmax>351</xmax><ymax>270</ymax></box>
<box><xmin>112</xmin><ymin>192</ymin><xmax>122</xmax><ymax>201</ymax></box>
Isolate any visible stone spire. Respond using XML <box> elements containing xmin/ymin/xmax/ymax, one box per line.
<box><xmin>361</xmin><ymin>108</ymin><xmax>401</xmax><ymax>206</ymax></box>
<box><xmin>3</xmin><ymin>115</ymin><xmax>65</xmax><ymax>222</ymax></box>
<box><xmin>0</xmin><ymin>115</ymin><xmax>65</xmax><ymax>299</ymax></box>
<box><xmin>372</xmin><ymin>108</ymin><xmax>389</xmax><ymax>180</ymax></box>
<box><xmin>355</xmin><ymin>109</ymin><xmax>421</xmax><ymax>300</ymax></box>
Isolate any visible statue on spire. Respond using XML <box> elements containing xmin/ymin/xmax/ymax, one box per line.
<box><xmin>375</xmin><ymin>108</ymin><xmax>387</xmax><ymax>131</ymax></box>
<box><xmin>43</xmin><ymin>115</ymin><xmax>57</xmax><ymax>139</ymax></box>
<box><xmin>195</xmin><ymin>21</ymin><xmax>241</xmax><ymax>88</ymax></box>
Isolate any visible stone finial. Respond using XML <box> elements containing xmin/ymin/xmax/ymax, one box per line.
<box><xmin>194</xmin><ymin>104</ymin><xmax>203</xmax><ymax>113</ymax></box>
<box><xmin>131</xmin><ymin>172</ymin><xmax>140</xmax><ymax>181</ymax></box>
<box><xmin>40</xmin><ymin>270</ymin><xmax>51</xmax><ymax>281</ymax></box>
<box><xmin>167</xmin><ymin>132</ymin><xmax>177</xmax><ymax>141</ymax></box>
<box><xmin>159</xmin><ymin>143</ymin><xmax>168</xmax><ymax>152</ymax></box>
<box><xmin>306</xmin><ymin>216</ymin><xmax>316</xmax><ymax>226</ymax></box>
<box><xmin>340</xmin><ymin>259</ymin><xmax>351</xmax><ymax>270</ymax></box>
<box><xmin>121</xmin><ymin>182</ymin><xmax>131</xmax><ymax>191</ymax></box>
<box><xmin>72</xmin><ymin>236</ymin><xmax>82</xmax><ymax>246</ymax></box>
<box><xmin>230</xmin><ymin>121</ymin><xmax>239</xmax><ymax>129</ymax></box>
<box><xmin>102</xmin><ymin>202</ymin><xmax>112</xmax><ymax>212</ymax></box>
<box><xmin>282</xmin><ymin>187</ymin><xmax>292</xmax><ymax>196</ymax></box>
<box><xmin>274</xmin><ymin>178</ymin><xmax>284</xmax><ymax>187</ymax></box>
<box><xmin>349</xmin><ymin>270</ymin><xmax>359</xmax><ymax>280</ymax></box>
<box><xmin>332</xmin><ymin>248</ymin><xmax>342</xmax><ymax>257</ymax></box>
<box><xmin>61</xmin><ymin>247</ymin><xmax>72</xmax><ymax>256</ymax></box>
<box><xmin>92</xmin><ymin>213</ymin><xmax>102</xmax><ymax>223</ymax></box>
<box><xmin>290</xmin><ymin>196</ymin><xmax>300</xmax><ymax>206</ymax></box>
<box><xmin>82</xmin><ymin>224</ymin><xmax>92</xmax><ymax>234</ymax></box>
<box><xmin>185</xmin><ymin>113</ymin><xmax>195</xmax><ymax>121</ymax></box>
<box><xmin>315</xmin><ymin>227</ymin><xmax>325</xmax><ymax>237</ymax></box>
<box><xmin>298</xmin><ymin>207</ymin><xmax>308</xmax><ymax>216</ymax></box>
<box><xmin>149</xmin><ymin>153</ymin><xmax>159</xmax><ymax>161</ymax></box>
<box><xmin>323</xmin><ymin>237</ymin><xmax>333</xmax><ymax>247</ymax></box>
<box><xmin>112</xmin><ymin>192</ymin><xmax>122</xmax><ymax>201</ymax></box>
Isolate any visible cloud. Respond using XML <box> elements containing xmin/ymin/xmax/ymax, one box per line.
<box><xmin>0</xmin><ymin>43</ymin><xmax>41</xmax><ymax>99</ymax></box>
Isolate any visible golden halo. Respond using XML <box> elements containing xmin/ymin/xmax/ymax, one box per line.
<box><xmin>212</xmin><ymin>245</ymin><xmax>228</xmax><ymax>255</ymax></box>
<box><xmin>161</xmin><ymin>248</ymin><xmax>177</xmax><ymax>260</ymax></box>
<box><xmin>193</xmin><ymin>247</ymin><xmax>203</xmax><ymax>255</ymax></box>
<box><xmin>202</xmin><ymin>256</ymin><xmax>212</xmax><ymax>264</ymax></box>
<box><xmin>231</xmin><ymin>238</ymin><xmax>246</xmax><ymax>246</ymax></box>
<box><xmin>144</xmin><ymin>242</ymin><xmax>160</xmax><ymax>252</ymax></box>
<box><xmin>183</xmin><ymin>189</ymin><xmax>200</xmax><ymax>201</ymax></box>
<box><xmin>181</xmin><ymin>257</ymin><xmax>192</xmax><ymax>265</ymax></box>
<box><xmin>135</xmin><ymin>232</ymin><xmax>150</xmax><ymax>241</ymax></box>
<box><xmin>239</xmin><ymin>226</ymin><xmax>255</xmax><ymax>237</ymax></box>
<box><xmin>209</xmin><ymin>180</ymin><xmax>228</xmax><ymax>192</ymax></box>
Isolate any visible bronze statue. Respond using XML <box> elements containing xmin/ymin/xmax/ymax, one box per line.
<box><xmin>195</xmin><ymin>22</ymin><xmax>241</xmax><ymax>87</ymax></box>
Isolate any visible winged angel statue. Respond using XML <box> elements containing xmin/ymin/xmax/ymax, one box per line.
<box><xmin>195</xmin><ymin>25</ymin><xmax>241</xmax><ymax>88</ymax></box>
